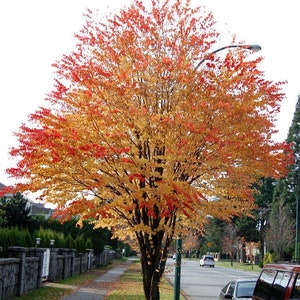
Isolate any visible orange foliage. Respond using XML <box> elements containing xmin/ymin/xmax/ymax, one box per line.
<box><xmin>7</xmin><ymin>0</ymin><xmax>292</xmax><ymax>240</ymax></box>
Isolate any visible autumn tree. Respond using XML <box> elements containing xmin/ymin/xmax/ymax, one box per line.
<box><xmin>7</xmin><ymin>1</ymin><xmax>292</xmax><ymax>299</ymax></box>
<box><xmin>222</xmin><ymin>222</ymin><xmax>240</xmax><ymax>266</ymax></box>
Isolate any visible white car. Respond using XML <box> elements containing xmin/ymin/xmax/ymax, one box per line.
<box><xmin>219</xmin><ymin>277</ymin><xmax>257</xmax><ymax>299</ymax></box>
<box><xmin>199</xmin><ymin>255</ymin><xmax>215</xmax><ymax>267</ymax></box>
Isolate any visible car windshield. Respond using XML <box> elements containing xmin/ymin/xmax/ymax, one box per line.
<box><xmin>236</xmin><ymin>281</ymin><xmax>256</xmax><ymax>298</ymax></box>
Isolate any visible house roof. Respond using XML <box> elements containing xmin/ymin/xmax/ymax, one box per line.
<box><xmin>29</xmin><ymin>202</ymin><xmax>53</xmax><ymax>216</ymax></box>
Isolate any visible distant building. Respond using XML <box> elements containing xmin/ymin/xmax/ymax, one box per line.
<box><xmin>28</xmin><ymin>201</ymin><xmax>53</xmax><ymax>217</ymax></box>
<box><xmin>0</xmin><ymin>182</ymin><xmax>53</xmax><ymax>217</ymax></box>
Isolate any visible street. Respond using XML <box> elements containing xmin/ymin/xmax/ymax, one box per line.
<box><xmin>166</xmin><ymin>259</ymin><xmax>258</xmax><ymax>299</ymax></box>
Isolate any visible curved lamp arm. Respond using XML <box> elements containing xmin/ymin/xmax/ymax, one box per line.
<box><xmin>194</xmin><ymin>44</ymin><xmax>262</xmax><ymax>71</ymax></box>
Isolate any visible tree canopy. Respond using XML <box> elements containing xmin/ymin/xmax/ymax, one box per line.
<box><xmin>6</xmin><ymin>1</ymin><xmax>292</xmax><ymax>299</ymax></box>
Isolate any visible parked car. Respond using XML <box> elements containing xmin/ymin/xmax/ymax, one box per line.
<box><xmin>219</xmin><ymin>277</ymin><xmax>257</xmax><ymax>299</ymax></box>
<box><xmin>252</xmin><ymin>263</ymin><xmax>300</xmax><ymax>300</ymax></box>
<box><xmin>199</xmin><ymin>255</ymin><xmax>215</xmax><ymax>267</ymax></box>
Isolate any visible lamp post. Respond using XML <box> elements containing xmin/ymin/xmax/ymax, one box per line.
<box><xmin>173</xmin><ymin>43</ymin><xmax>261</xmax><ymax>299</ymax></box>
<box><xmin>174</xmin><ymin>235</ymin><xmax>182</xmax><ymax>300</ymax></box>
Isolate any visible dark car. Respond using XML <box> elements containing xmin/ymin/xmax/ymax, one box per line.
<box><xmin>252</xmin><ymin>263</ymin><xmax>300</xmax><ymax>300</ymax></box>
<box><xmin>219</xmin><ymin>277</ymin><xmax>257</xmax><ymax>299</ymax></box>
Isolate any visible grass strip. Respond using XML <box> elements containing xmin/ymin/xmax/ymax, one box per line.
<box><xmin>216</xmin><ymin>260</ymin><xmax>262</xmax><ymax>272</ymax></box>
<box><xmin>10</xmin><ymin>286</ymin><xmax>71</xmax><ymax>300</ymax></box>
<box><xmin>106</xmin><ymin>259</ymin><xmax>185</xmax><ymax>300</ymax></box>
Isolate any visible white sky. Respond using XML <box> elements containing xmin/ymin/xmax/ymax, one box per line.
<box><xmin>0</xmin><ymin>0</ymin><xmax>299</xmax><ymax>186</ymax></box>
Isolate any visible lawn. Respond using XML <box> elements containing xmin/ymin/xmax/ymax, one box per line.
<box><xmin>106</xmin><ymin>260</ymin><xmax>185</xmax><ymax>300</ymax></box>
<box><xmin>216</xmin><ymin>260</ymin><xmax>262</xmax><ymax>273</ymax></box>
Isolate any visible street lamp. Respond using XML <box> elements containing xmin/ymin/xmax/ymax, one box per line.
<box><xmin>174</xmin><ymin>235</ymin><xmax>182</xmax><ymax>300</ymax></box>
<box><xmin>173</xmin><ymin>43</ymin><xmax>261</xmax><ymax>300</ymax></box>
<box><xmin>194</xmin><ymin>44</ymin><xmax>262</xmax><ymax>71</ymax></box>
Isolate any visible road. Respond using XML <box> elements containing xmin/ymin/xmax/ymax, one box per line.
<box><xmin>165</xmin><ymin>259</ymin><xmax>259</xmax><ymax>300</ymax></box>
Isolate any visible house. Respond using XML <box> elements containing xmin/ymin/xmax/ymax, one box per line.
<box><xmin>0</xmin><ymin>182</ymin><xmax>53</xmax><ymax>217</ymax></box>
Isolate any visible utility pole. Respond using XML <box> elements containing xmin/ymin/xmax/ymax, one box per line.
<box><xmin>174</xmin><ymin>235</ymin><xmax>182</xmax><ymax>300</ymax></box>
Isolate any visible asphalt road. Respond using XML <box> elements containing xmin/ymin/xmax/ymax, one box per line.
<box><xmin>166</xmin><ymin>259</ymin><xmax>259</xmax><ymax>300</ymax></box>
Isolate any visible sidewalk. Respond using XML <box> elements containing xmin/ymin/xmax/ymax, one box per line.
<box><xmin>44</xmin><ymin>259</ymin><xmax>133</xmax><ymax>300</ymax></box>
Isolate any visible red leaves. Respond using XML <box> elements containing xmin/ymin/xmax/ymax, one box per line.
<box><xmin>50</xmin><ymin>150</ymin><xmax>61</xmax><ymax>163</ymax></box>
<box><xmin>110</xmin><ymin>146</ymin><xmax>131</xmax><ymax>155</ymax></box>
<box><xmin>71</xmin><ymin>71</ymin><xmax>81</xmax><ymax>82</ymax></box>
<box><xmin>0</xmin><ymin>185</ymin><xmax>14</xmax><ymax>197</ymax></box>
<box><xmin>52</xmin><ymin>79</ymin><xmax>68</xmax><ymax>99</ymax></box>
<box><xmin>83</xmin><ymin>89</ymin><xmax>93</xmax><ymax>97</ymax></box>
<box><xmin>129</xmin><ymin>173</ymin><xmax>145</xmax><ymax>183</ymax></box>
<box><xmin>121</xmin><ymin>157</ymin><xmax>134</xmax><ymax>164</ymax></box>
<box><xmin>95</xmin><ymin>66</ymin><xmax>112</xmax><ymax>78</ymax></box>
<box><xmin>79</xmin><ymin>143</ymin><xmax>107</xmax><ymax>158</ymax></box>
<box><xmin>52</xmin><ymin>199</ymin><xmax>97</xmax><ymax>223</ymax></box>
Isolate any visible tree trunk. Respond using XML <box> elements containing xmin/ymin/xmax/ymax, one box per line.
<box><xmin>137</xmin><ymin>230</ymin><xmax>173</xmax><ymax>300</ymax></box>
<box><xmin>241</xmin><ymin>242</ymin><xmax>246</xmax><ymax>263</ymax></box>
<box><xmin>141</xmin><ymin>258</ymin><xmax>161</xmax><ymax>300</ymax></box>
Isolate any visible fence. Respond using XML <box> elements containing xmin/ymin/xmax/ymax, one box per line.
<box><xmin>0</xmin><ymin>246</ymin><xmax>116</xmax><ymax>300</ymax></box>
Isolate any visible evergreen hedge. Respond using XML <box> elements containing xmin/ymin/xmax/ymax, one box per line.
<box><xmin>0</xmin><ymin>226</ymin><xmax>94</xmax><ymax>256</ymax></box>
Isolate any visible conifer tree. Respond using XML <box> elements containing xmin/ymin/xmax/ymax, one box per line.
<box><xmin>285</xmin><ymin>95</ymin><xmax>300</xmax><ymax>258</ymax></box>
<box><xmin>286</xmin><ymin>95</ymin><xmax>300</xmax><ymax>196</ymax></box>
<box><xmin>0</xmin><ymin>192</ymin><xmax>31</xmax><ymax>228</ymax></box>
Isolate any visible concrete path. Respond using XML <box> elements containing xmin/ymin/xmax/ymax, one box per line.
<box><xmin>44</xmin><ymin>259</ymin><xmax>132</xmax><ymax>300</ymax></box>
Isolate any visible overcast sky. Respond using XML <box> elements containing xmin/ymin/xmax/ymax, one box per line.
<box><xmin>0</xmin><ymin>0</ymin><xmax>299</xmax><ymax>186</ymax></box>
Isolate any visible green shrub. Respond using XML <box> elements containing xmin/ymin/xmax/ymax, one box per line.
<box><xmin>75</xmin><ymin>234</ymin><xmax>86</xmax><ymax>253</ymax></box>
<box><xmin>263</xmin><ymin>252</ymin><xmax>278</xmax><ymax>265</ymax></box>
<box><xmin>0</xmin><ymin>223</ymin><xmax>114</xmax><ymax>256</ymax></box>
<box><xmin>0</xmin><ymin>227</ymin><xmax>33</xmax><ymax>255</ymax></box>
